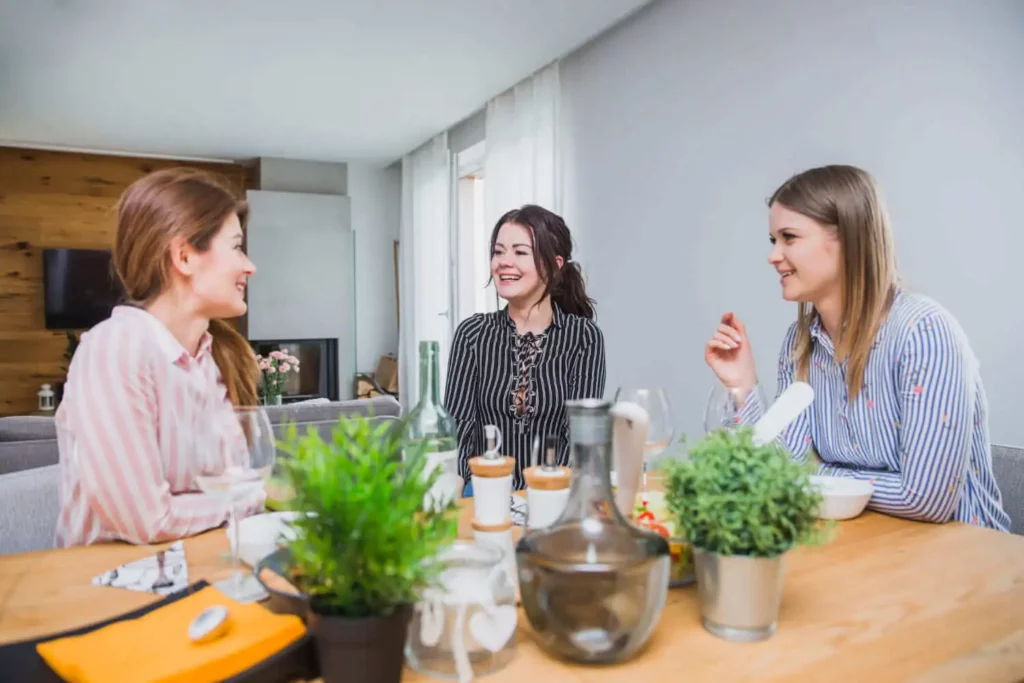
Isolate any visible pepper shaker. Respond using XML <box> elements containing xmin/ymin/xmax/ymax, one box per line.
<box><xmin>523</xmin><ymin>435</ymin><xmax>571</xmax><ymax>529</ymax></box>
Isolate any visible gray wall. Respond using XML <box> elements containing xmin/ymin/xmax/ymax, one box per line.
<box><xmin>561</xmin><ymin>0</ymin><xmax>1024</xmax><ymax>446</ymax></box>
<box><xmin>245</xmin><ymin>189</ymin><xmax>356</xmax><ymax>399</ymax></box>
<box><xmin>249</xmin><ymin>157</ymin><xmax>401</xmax><ymax>382</ymax></box>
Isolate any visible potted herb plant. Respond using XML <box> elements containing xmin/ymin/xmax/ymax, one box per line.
<box><xmin>275</xmin><ymin>415</ymin><xmax>460</xmax><ymax>683</ymax></box>
<box><xmin>662</xmin><ymin>426</ymin><xmax>831</xmax><ymax>642</ymax></box>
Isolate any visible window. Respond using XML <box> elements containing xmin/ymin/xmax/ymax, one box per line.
<box><xmin>452</xmin><ymin>141</ymin><xmax>497</xmax><ymax>327</ymax></box>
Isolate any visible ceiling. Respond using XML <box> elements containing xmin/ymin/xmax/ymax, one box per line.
<box><xmin>0</xmin><ymin>0</ymin><xmax>652</xmax><ymax>163</ymax></box>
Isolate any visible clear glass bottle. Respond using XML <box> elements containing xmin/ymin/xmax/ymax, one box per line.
<box><xmin>407</xmin><ymin>341</ymin><xmax>461</xmax><ymax>508</ymax></box>
<box><xmin>516</xmin><ymin>398</ymin><xmax>670</xmax><ymax>664</ymax></box>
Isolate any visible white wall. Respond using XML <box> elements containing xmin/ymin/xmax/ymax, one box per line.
<box><xmin>348</xmin><ymin>162</ymin><xmax>402</xmax><ymax>373</ymax></box>
<box><xmin>245</xmin><ymin>190</ymin><xmax>356</xmax><ymax>399</ymax></box>
<box><xmin>561</xmin><ymin>0</ymin><xmax>1024</xmax><ymax>446</ymax></box>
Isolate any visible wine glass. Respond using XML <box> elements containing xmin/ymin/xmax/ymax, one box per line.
<box><xmin>703</xmin><ymin>382</ymin><xmax>767</xmax><ymax>434</ymax></box>
<box><xmin>195</xmin><ymin>405</ymin><xmax>277</xmax><ymax>601</ymax></box>
<box><xmin>613</xmin><ymin>387</ymin><xmax>675</xmax><ymax>491</ymax></box>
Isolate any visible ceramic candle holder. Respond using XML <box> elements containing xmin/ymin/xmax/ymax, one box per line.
<box><xmin>523</xmin><ymin>465</ymin><xmax>571</xmax><ymax>529</ymax></box>
<box><xmin>469</xmin><ymin>455</ymin><xmax>515</xmax><ymax>526</ymax></box>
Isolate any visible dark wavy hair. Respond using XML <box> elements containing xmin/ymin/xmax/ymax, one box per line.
<box><xmin>489</xmin><ymin>204</ymin><xmax>595</xmax><ymax>319</ymax></box>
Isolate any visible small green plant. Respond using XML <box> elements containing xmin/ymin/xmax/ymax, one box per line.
<box><xmin>276</xmin><ymin>415</ymin><xmax>459</xmax><ymax>618</ymax></box>
<box><xmin>661</xmin><ymin>427</ymin><xmax>832</xmax><ymax>558</ymax></box>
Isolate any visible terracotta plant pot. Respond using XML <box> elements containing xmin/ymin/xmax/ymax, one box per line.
<box><xmin>308</xmin><ymin>601</ymin><xmax>414</xmax><ymax>683</ymax></box>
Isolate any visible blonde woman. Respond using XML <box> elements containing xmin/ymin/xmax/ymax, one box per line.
<box><xmin>705</xmin><ymin>165</ymin><xmax>1009</xmax><ymax>531</ymax></box>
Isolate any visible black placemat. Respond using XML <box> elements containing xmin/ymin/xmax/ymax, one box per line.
<box><xmin>0</xmin><ymin>581</ymin><xmax>317</xmax><ymax>683</ymax></box>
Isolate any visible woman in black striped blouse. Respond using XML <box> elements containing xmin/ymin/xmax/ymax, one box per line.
<box><xmin>444</xmin><ymin>204</ymin><xmax>607</xmax><ymax>492</ymax></box>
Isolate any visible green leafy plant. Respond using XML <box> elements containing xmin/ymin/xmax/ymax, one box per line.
<box><xmin>661</xmin><ymin>427</ymin><xmax>832</xmax><ymax>558</ymax></box>
<box><xmin>276</xmin><ymin>415</ymin><xmax>459</xmax><ymax>618</ymax></box>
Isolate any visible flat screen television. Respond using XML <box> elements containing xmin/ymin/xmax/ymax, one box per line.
<box><xmin>43</xmin><ymin>248</ymin><xmax>125</xmax><ymax>329</ymax></box>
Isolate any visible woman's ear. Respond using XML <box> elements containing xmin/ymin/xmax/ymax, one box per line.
<box><xmin>168</xmin><ymin>236</ymin><xmax>195</xmax><ymax>277</ymax></box>
<box><xmin>555</xmin><ymin>255</ymin><xmax>564</xmax><ymax>269</ymax></box>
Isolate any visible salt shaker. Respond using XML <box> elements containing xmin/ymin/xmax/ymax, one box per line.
<box><xmin>523</xmin><ymin>436</ymin><xmax>571</xmax><ymax>529</ymax></box>
<box><xmin>470</xmin><ymin>425</ymin><xmax>514</xmax><ymax>527</ymax></box>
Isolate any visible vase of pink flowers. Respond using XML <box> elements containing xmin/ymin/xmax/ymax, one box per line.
<box><xmin>255</xmin><ymin>350</ymin><xmax>300</xmax><ymax>406</ymax></box>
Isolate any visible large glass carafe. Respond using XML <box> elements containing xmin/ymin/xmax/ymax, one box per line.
<box><xmin>515</xmin><ymin>399</ymin><xmax>670</xmax><ymax>664</ymax></box>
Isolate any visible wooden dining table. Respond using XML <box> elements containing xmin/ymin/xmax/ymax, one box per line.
<box><xmin>2</xmin><ymin>500</ymin><xmax>1024</xmax><ymax>682</ymax></box>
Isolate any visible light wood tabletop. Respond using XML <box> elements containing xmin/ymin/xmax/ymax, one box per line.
<box><xmin>2</xmin><ymin>501</ymin><xmax>1024</xmax><ymax>682</ymax></box>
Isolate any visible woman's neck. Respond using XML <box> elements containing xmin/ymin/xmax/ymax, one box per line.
<box><xmin>507</xmin><ymin>294</ymin><xmax>553</xmax><ymax>335</ymax></box>
<box><xmin>145</xmin><ymin>292</ymin><xmax>210</xmax><ymax>357</ymax></box>
<box><xmin>814</xmin><ymin>289</ymin><xmax>844</xmax><ymax>344</ymax></box>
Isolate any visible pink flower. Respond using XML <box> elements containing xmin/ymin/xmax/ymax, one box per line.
<box><xmin>288</xmin><ymin>355</ymin><xmax>300</xmax><ymax>365</ymax></box>
<box><xmin>279</xmin><ymin>363</ymin><xmax>290</xmax><ymax>372</ymax></box>
<box><xmin>258</xmin><ymin>360</ymin><xmax>270</xmax><ymax>371</ymax></box>
<box><xmin>270</xmin><ymin>350</ymin><xmax>286</xmax><ymax>360</ymax></box>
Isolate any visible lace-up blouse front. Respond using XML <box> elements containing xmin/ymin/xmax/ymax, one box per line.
<box><xmin>444</xmin><ymin>304</ymin><xmax>607</xmax><ymax>490</ymax></box>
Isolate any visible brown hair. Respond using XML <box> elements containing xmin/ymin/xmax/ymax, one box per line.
<box><xmin>489</xmin><ymin>204</ymin><xmax>596</xmax><ymax>319</ymax></box>
<box><xmin>114</xmin><ymin>167</ymin><xmax>258</xmax><ymax>407</ymax></box>
<box><xmin>769</xmin><ymin>164</ymin><xmax>898</xmax><ymax>401</ymax></box>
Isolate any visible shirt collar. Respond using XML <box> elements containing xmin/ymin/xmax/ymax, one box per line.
<box><xmin>112</xmin><ymin>305</ymin><xmax>214</xmax><ymax>365</ymax></box>
<box><xmin>499</xmin><ymin>300</ymin><xmax>565</xmax><ymax>333</ymax></box>
<box><xmin>807</xmin><ymin>287</ymin><xmax>902</xmax><ymax>355</ymax></box>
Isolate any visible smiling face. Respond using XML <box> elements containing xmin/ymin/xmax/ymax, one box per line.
<box><xmin>491</xmin><ymin>221</ymin><xmax>546</xmax><ymax>304</ymax></box>
<box><xmin>768</xmin><ymin>201</ymin><xmax>842</xmax><ymax>304</ymax></box>
<box><xmin>181</xmin><ymin>213</ymin><xmax>255</xmax><ymax>318</ymax></box>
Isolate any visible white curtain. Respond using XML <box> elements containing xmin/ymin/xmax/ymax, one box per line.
<box><xmin>481</xmin><ymin>61</ymin><xmax>562</xmax><ymax>313</ymax></box>
<box><xmin>399</xmin><ymin>133</ymin><xmax>452</xmax><ymax>413</ymax></box>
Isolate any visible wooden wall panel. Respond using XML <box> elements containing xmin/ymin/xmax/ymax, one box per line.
<box><xmin>0</xmin><ymin>147</ymin><xmax>251</xmax><ymax>416</ymax></box>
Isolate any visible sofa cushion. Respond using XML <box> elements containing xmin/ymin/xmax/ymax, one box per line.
<box><xmin>0</xmin><ymin>464</ymin><xmax>60</xmax><ymax>555</ymax></box>
<box><xmin>992</xmin><ymin>444</ymin><xmax>1024</xmax><ymax>535</ymax></box>
<box><xmin>0</xmin><ymin>416</ymin><xmax>58</xmax><ymax>442</ymax></box>
<box><xmin>264</xmin><ymin>396</ymin><xmax>401</xmax><ymax>426</ymax></box>
<box><xmin>0</xmin><ymin>439</ymin><xmax>60</xmax><ymax>476</ymax></box>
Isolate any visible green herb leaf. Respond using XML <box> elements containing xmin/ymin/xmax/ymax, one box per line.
<box><xmin>661</xmin><ymin>427</ymin><xmax>833</xmax><ymax>557</ymax></box>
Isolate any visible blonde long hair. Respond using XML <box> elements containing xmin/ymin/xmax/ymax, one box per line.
<box><xmin>113</xmin><ymin>168</ymin><xmax>259</xmax><ymax>407</ymax></box>
<box><xmin>769</xmin><ymin>165</ymin><xmax>898</xmax><ymax>401</ymax></box>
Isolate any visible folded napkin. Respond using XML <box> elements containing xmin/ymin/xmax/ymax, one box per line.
<box><xmin>91</xmin><ymin>542</ymin><xmax>188</xmax><ymax>596</ymax></box>
<box><xmin>36</xmin><ymin>586</ymin><xmax>306</xmax><ymax>683</ymax></box>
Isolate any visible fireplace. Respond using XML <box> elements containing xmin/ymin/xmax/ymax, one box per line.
<box><xmin>249</xmin><ymin>337</ymin><xmax>339</xmax><ymax>403</ymax></box>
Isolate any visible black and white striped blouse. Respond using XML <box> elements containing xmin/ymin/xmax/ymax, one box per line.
<box><xmin>443</xmin><ymin>304</ymin><xmax>607</xmax><ymax>490</ymax></box>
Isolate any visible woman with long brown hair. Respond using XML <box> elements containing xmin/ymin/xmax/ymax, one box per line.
<box><xmin>444</xmin><ymin>204</ymin><xmax>606</xmax><ymax>494</ymax></box>
<box><xmin>705</xmin><ymin>164</ymin><xmax>1008</xmax><ymax>530</ymax></box>
<box><xmin>54</xmin><ymin>167</ymin><xmax>265</xmax><ymax>546</ymax></box>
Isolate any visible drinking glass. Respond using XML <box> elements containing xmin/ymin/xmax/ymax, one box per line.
<box><xmin>613</xmin><ymin>387</ymin><xmax>674</xmax><ymax>491</ymax></box>
<box><xmin>703</xmin><ymin>383</ymin><xmax>767</xmax><ymax>434</ymax></box>
<box><xmin>195</xmin><ymin>406</ymin><xmax>277</xmax><ymax>601</ymax></box>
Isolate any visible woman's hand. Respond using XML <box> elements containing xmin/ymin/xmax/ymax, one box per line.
<box><xmin>704</xmin><ymin>312</ymin><xmax>757</xmax><ymax>397</ymax></box>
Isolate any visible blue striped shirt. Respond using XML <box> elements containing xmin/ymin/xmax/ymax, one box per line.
<box><xmin>739</xmin><ymin>289</ymin><xmax>1010</xmax><ymax>531</ymax></box>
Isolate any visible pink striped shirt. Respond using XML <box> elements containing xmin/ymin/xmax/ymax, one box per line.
<box><xmin>55</xmin><ymin>305</ymin><xmax>263</xmax><ymax>547</ymax></box>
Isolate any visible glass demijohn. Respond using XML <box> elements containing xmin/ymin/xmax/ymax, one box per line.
<box><xmin>515</xmin><ymin>399</ymin><xmax>670</xmax><ymax>664</ymax></box>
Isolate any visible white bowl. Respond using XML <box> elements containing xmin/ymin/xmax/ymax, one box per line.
<box><xmin>810</xmin><ymin>475</ymin><xmax>873</xmax><ymax>520</ymax></box>
<box><xmin>229</xmin><ymin>511</ymin><xmax>302</xmax><ymax>567</ymax></box>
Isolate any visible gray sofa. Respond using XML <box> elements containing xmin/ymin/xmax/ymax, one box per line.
<box><xmin>0</xmin><ymin>396</ymin><xmax>401</xmax><ymax>555</ymax></box>
<box><xmin>0</xmin><ymin>396</ymin><xmax>402</xmax><ymax>476</ymax></box>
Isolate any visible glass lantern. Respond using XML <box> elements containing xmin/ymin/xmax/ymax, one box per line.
<box><xmin>38</xmin><ymin>383</ymin><xmax>56</xmax><ymax>413</ymax></box>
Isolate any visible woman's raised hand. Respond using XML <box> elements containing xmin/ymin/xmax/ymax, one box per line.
<box><xmin>704</xmin><ymin>312</ymin><xmax>757</xmax><ymax>396</ymax></box>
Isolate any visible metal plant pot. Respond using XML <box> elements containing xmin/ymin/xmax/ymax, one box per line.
<box><xmin>692</xmin><ymin>548</ymin><xmax>786</xmax><ymax>642</ymax></box>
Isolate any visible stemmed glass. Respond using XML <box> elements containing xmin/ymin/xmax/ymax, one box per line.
<box><xmin>703</xmin><ymin>382</ymin><xmax>767</xmax><ymax>434</ymax></box>
<box><xmin>195</xmin><ymin>405</ymin><xmax>277</xmax><ymax>601</ymax></box>
<box><xmin>613</xmin><ymin>387</ymin><xmax>675</xmax><ymax>491</ymax></box>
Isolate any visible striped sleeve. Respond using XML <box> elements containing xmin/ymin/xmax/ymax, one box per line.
<box><xmin>444</xmin><ymin>315</ymin><xmax>483</xmax><ymax>480</ymax></box>
<box><xmin>69</xmin><ymin>328</ymin><xmax>233</xmax><ymax>544</ymax></box>
<box><xmin>821</xmin><ymin>313</ymin><xmax>972</xmax><ymax>522</ymax></box>
<box><xmin>736</xmin><ymin>323</ymin><xmax>813</xmax><ymax>460</ymax></box>
<box><xmin>570</xmin><ymin>322</ymin><xmax>607</xmax><ymax>400</ymax></box>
